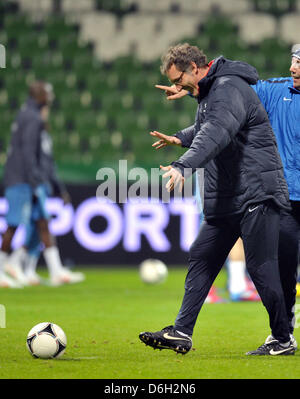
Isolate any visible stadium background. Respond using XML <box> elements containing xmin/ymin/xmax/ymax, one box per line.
<box><xmin>0</xmin><ymin>0</ymin><xmax>298</xmax><ymax>266</ymax></box>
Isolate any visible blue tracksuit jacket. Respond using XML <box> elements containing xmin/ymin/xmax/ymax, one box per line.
<box><xmin>252</xmin><ymin>78</ymin><xmax>300</xmax><ymax>201</ymax></box>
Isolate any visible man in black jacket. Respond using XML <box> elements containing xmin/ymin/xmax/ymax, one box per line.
<box><xmin>139</xmin><ymin>43</ymin><xmax>293</xmax><ymax>356</ymax></box>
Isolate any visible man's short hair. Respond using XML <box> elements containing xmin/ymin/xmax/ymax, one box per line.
<box><xmin>29</xmin><ymin>80</ymin><xmax>47</xmax><ymax>99</ymax></box>
<box><xmin>160</xmin><ymin>43</ymin><xmax>208</xmax><ymax>75</ymax></box>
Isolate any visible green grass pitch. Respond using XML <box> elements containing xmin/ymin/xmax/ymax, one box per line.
<box><xmin>0</xmin><ymin>267</ymin><xmax>299</xmax><ymax>379</ymax></box>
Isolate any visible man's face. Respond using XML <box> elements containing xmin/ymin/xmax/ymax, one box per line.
<box><xmin>37</xmin><ymin>83</ymin><xmax>54</xmax><ymax>106</ymax></box>
<box><xmin>167</xmin><ymin>63</ymin><xmax>208</xmax><ymax>96</ymax></box>
<box><xmin>290</xmin><ymin>56</ymin><xmax>300</xmax><ymax>89</ymax></box>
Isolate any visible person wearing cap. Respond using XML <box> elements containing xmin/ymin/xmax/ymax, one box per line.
<box><xmin>153</xmin><ymin>45</ymin><xmax>300</xmax><ymax>352</ymax></box>
<box><xmin>250</xmin><ymin>46</ymin><xmax>300</xmax><ymax>349</ymax></box>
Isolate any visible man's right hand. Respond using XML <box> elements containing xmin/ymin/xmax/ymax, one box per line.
<box><xmin>150</xmin><ymin>131</ymin><xmax>182</xmax><ymax>149</ymax></box>
<box><xmin>155</xmin><ymin>85</ymin><xmax>189</xmax><ymax>100</ymax></box>
<box><xmin>40</xmin><ymin>105</ymin><xmax>50</xmax><ymax>122</ymax></box>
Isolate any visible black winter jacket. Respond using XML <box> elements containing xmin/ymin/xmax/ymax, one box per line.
<box><xmin>172</xmin><ymin>57</ymin><xmax>290</xmax><ymax>219</ymax></box>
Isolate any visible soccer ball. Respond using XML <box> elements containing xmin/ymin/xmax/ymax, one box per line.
<box><xmin>139</xmin><ymin>259</ymin><xmax>168</xmax><ymax>284</ymax></box>
<box><xmin>26</xmin><ymin>322</ymin><xmax>67</xmax><ymax>359</ymax></box>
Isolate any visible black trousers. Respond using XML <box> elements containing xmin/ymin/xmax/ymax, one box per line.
<box><xmin>278</xmin><ymin>201</ymin><xmax>300</xmax><ymax>334</ymax></box>
<box><xmin>174</xmin><ymin>200</ymin><xmax>290</xmax><ymax>343</ymax></box>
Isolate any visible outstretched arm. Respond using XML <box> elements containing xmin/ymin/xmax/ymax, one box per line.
<box><xmin>150</xmin><ymin>130</ymin><xmax>182</xmax><ymax>150</ymax></box>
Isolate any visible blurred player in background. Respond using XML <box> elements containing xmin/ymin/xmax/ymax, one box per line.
<box><xmin>227</xmin><ymin>238</ymin><xmax>260</xmax><ymax>302</ymax></box>
<box><xmin>20</xmin><ymin>99</ymin><xmax>84</xmax><ymax>286</ymax></box>
<box><xmin>140</xmin><ymin>43</ymin><xmax>294</xmax><ymax>356</ymax></box>
<box><xmin>0</xmin><ymin>81</ymin><xmax>85</xmax><ymax>287</ymax></box>
<box><xmin>0</xmin><ymin>81</ymin><xmax>48</xmax><ymax>287</ymax></box>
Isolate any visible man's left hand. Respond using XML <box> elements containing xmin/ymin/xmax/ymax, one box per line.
<box><xmin>160</xmin><ymin>165</ymin><xmax>185</xmax><ymax>192</ymax></box>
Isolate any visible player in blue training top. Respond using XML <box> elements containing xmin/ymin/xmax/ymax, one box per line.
<box><xmin>250</xmin><ymin>46</ymin><xmax>300</xmax><ymax>350</ymax></box>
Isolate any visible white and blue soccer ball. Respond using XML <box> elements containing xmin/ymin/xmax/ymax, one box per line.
<box><xmin>139</xmin><ymin>259</ymin><xmax>168</xmax><ymax>284</ymax></box>
<box><xmin>26</xmin><ymin>322</ymin><xmax>67</xmax><ymax>359</ymax></box>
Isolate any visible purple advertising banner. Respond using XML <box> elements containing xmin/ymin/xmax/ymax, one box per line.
<box><xmin>0</xmin><ymin>184</ymin><xmax>201</xmax><ymax>266</ymax></box>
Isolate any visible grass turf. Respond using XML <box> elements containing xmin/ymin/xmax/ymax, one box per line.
<box><xmin>0</xmin><ymin>267</ymin><xmax>299</xmax><ymax>379</ymax></box>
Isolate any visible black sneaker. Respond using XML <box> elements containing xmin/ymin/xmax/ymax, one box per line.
<box><xmin>246</xmin><ymin>340</ymin><xmax>295</xmax><ymax>356</ymax></box>
<box><xmin>139</xmin><ymin>325</ymin><xmax>192</xmax><ymax>355</ymax></box>
<box><xmin>265</xmin><ymin>334</ymin><xmax>298</xmax><ymax>351</ymax></box>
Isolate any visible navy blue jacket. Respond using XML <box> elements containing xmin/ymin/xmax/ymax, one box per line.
<box><xmin>39</xmin><ymin>129</ymin><xmax>66</xmax><ymax>196</ymax></box>
<box><xmin>3</xmin><ymin>97</ymin><xmax>65</xmax><ymax>195</ymax></box>
<box><xmin>173</xmin><ymin>57</ymin><xmax>290</xmax><ymax>219</ymax></box>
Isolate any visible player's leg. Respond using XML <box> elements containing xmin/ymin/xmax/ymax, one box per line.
<box><xmin>251</xmin><ymin>203</ymin><xmax>299</xmax><ymax>351</ymax></box>
<box><xmin>5</xmin><ymin>246</ymin><xmax>29</xmax><ymax>284</ymax></box>
<box><xmin>36</xmin><ymin>217</ymin><xmax>84</xmax><ymax>285</ymax></box>
<box><xmin>37</xmin><ymin>217</ymin><xmax>62</xmax><ymax>275</ymax></box>
<box><xmin>23</xmin><ymin>218</ymin><xmax>42</xmax><ymax>285</ymax></box>
<box><xmin>227</xmin><ymin>238</ymin><xmax>260</xmax><ymax>301</ymax></box>
<box><xmin>242</xmin><ymin>201</ymin><xmax>294</xmax><ymax>355</ymax></box>
<box><xmin>1</xmin><ymin>184</ymin><xmax>32</xmax><ymax>287</ymax></box>
<box><xmin>1</xmin><ymin>226</ymin><xmax>17</xmax><ymax>254</ymax></box>
<box><xmin>0</xmin><ymin>226</ymin><xmax>21</xmax><ymax>288</ymax></box>
<box><xmin>277</xmin><ymin>202</ymin><xmax>300</xmax><ymax>344</ymax></box>
<box><xmin>32</xmin><ymin>185</ymin><xmax>64</xmax><ymax>278</ymax></box>
<box><xmin>174</xmin><ymin>218</ymin><xmax>239</xmax><ymax>335</ymax></box>
<box><xmin>139</xmin><ymin>218</ymin><xmax>239</xmax><ymax>353</ymax></box>
<box><xmin>194</xmin><ymin>171</ymin><xmax>224</xmax><ymax>304</ymax></box>
<box><xmin>227</xmin><ymin>238</ymin><xmax>247</xmax><ymax>299</ymax></box>
<box><xmin>33</xmin><ymin>185</ymin><xmax>85</xmax><ymax>285</ymax></box>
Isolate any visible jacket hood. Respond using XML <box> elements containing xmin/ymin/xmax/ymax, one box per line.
<box><xmin>197</xmin><ymin>56</ymin><xmax>259</xmax><ymax>100</ymax></box>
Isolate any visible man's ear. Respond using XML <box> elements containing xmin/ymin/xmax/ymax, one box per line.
<box><xmin>190</xmin><ymin>61</ymin><xmax>198</xmax><ymax>72</ymax></box>
<box><xmin>187</xmin><ymin>61</ymin><xmax>200</xmax><ymax>77</ymax></box>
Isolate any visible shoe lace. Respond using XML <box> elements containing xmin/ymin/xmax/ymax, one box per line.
<box><xmin>161</xmin><ymin>325</ymin><xmax>175</xmax><ymax>333</ymax></box>
<box><xmin>259</xmin><ymin>340</ymin><xmax>289</xmax><ymax>353</ymax></box>
<box><xmin>257</xmin><ymin>343</ymin><xmax>270</xmax><ymax>352</ymax></box>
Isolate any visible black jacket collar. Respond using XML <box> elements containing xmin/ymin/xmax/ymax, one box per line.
<box><xmin>26</xmin><ymin>97</ymin><xmax>43</xmax><ymax>111</ymax></box>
